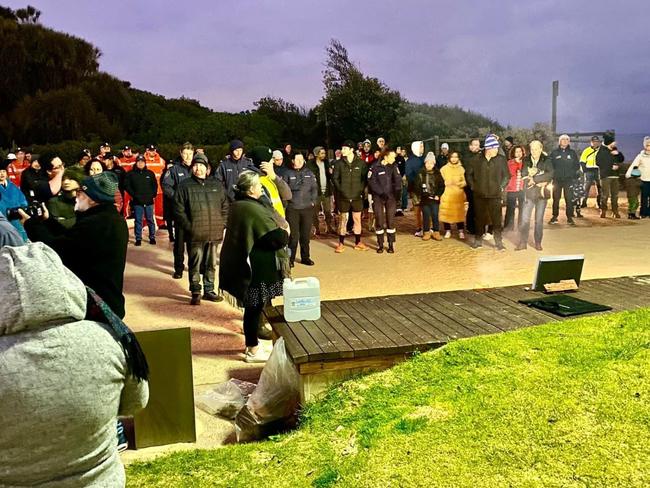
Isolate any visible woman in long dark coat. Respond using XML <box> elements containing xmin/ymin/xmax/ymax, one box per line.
<box><xmin>219</xmin><ymin>171</ymin><xmax>290</xmax><ymax>363</ymax></box>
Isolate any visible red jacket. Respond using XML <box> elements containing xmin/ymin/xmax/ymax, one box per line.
<box><xmin>506</xmin><ymin>159</ymin><xmax>524</xmax><ymax>192</ymax></box>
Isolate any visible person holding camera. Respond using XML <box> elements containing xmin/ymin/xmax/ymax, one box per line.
<box><xmin>0</xmin><ymin>157</ymin><xmax>29</xmax><ymax>241</ymax></box>
<box><xmin>20</xmin><ymin>172</ymin><xmax>129</xmax><ymax>319</ymax></box>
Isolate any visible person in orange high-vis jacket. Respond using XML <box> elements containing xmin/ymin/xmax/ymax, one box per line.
<box><xmin>142</xmin><ymin>145</ymin><xmax>166</xmax><ymax>225</ymax></box>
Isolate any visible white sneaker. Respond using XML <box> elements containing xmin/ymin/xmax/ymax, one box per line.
<box><xmin>244</xmin><ymin>347</ymin><xmax>270</xmax><ymax>363</ymax></box>
<box><xmin>459</xmin><ymin>230</ymin><xmax>466</xmax><ymax>240</ymax></box>
<box><xmin>485</xmin><ymin>232</ymin><xmax>494</xmax><ymax>241</ymax></box>
<box><xmin>414</xmin><ymin>230</ymin><xmax>423</xmax><ymax>237</ymax></box>
<box><xmin>444</xmin><ymin>230</ymin><xmax>451</xmax><ymax>239</ymax></box>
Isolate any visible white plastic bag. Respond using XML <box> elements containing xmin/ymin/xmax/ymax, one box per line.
<box><xmin>235</xmin><ymin>338</ymin><xmax>301</xmax><ymax>441</ymax></box>
<box><xmin>196</xmin><ymin>379</ymin><xmax>257</xmax><ymax>419</ymax></box>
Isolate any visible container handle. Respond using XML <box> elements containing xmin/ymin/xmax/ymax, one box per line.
<box><xmin>291</xmin><ymin>278</ymin><xmax>312</xmax><ymax>284</ymax></box>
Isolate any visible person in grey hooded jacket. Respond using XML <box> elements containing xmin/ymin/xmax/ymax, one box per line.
<box><xmin>0</xmin><ymin>242</ymin><xmax>149</xmax><ymax>488</ymax></box>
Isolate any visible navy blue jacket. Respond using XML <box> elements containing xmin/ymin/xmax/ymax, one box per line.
<box><xmin>283</xmin><ymin>167</ymin><xmax>319</xmax><ymax>210</ymax></box>
<box><xmin>548</xmin><ymin>146</ymin><xmax>580</xmax><ymax>180</ymax></box>
<box><xmin>367</xmin><ymin>161</ymin><xmax>402</xmax><ymax>199</ymax></box>
<box><xmin>161</xmin><ymin>162</ymin><xmax>193</xmax><ymax>199</ymax></box>
<box><xmin>215</xmin><ymin>155</ymin><xmax>257</xmax><ymax>202</ymax></box>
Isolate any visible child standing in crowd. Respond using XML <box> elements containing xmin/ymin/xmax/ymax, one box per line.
<box><xmin>416</xmin><ymin>152</ymin><xmax>445</xmax><ymax>241</ymax></box>
<box><xmin>439</xmin><ymin>151</ymin><xmax>467</xmax><ymax>239</ymax></box>
<box><xmin>504</xmin><ymin>145</ymin><xmax>526</xmax><ymax>230</ymax></box>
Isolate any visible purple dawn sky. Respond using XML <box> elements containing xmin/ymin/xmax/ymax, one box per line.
<box><xmin>7</xmin><ymin>0</ymin><xmax>649</xmax><ymax>133</ymax></box>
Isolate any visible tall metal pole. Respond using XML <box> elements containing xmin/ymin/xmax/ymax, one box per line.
<box><xmin>552</xmin><ymin>80</ymin><xmax>559</xmax><ymax>135</ymax></box>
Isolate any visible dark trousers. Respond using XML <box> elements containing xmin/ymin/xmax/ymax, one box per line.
<box><xmin>474</xmin><ymin>196</ymin><xmax>502</xmax><ymax>238</ymax></box>
<box><xmin>519</xmin><ymin>198</ymin><xmax>547</xmax><ymax>245</ymax></box>
<box><xmin>163</xmin><ymin>196</ymin><xmax>175</xmax><ymax>239</ymax></box>
<box><xmin>465</xmin><ymin>186</ymin><xmax>475</xmax><ymax>234</ymax></box>
<box><xmin>552</xmin><ymin>178</ymin><xmax>574</xmax><ymax>218</ymax></box>
<box><xmin>421</xmin><ymin>200</ymin><xmax>440</xmax><ymax>232</ymax></box>
<box><xmin>313</xmin><ymin>193</ymin><xmax>332</xmax><ymax>231</ymax></box>
<box><xmin>504</xmin><ymin>191</ymin><xmax>524</xmax><ymax>230</ymax></box>
<box><xmin>583</xmin><ymin>168</ymin><xmax>601</xmax><ymax>207</ymax></box>
<box><xmin>173</xmin><ymin>225</ymin><xmax>190</xmax><ymax>273</ymax></box>
<box><xmin>287</xmin><ymin>207</ymin><xmax>312</xmax><ymax>261</ymax></box>
<box><xmin>372</xmin><ymin>195</ymin><xmax>396</xmax><ymax>231</ymax></box>
<box><xmin>188</xmin><ymin>241</ymin><xmax>216</xmax><ymax>293</ymax></box>
<box><xmin>243</xmin><ymin>303</ymin><xmax>264</xmax><ymax>348</ymax></box>
<box><xmin>600</xmin><ymin>177</ymin><xmax>619</xmax><ymax>212</ymax></box>
<box><xmin>443</xmin><ymin>222</ymin><xmax>464</xmax><ymax>230</ymax></box>
<box><xmin>641</xmin><ymin>181</ymin><xmax>650</xmax><ymax>217</ymax></box>
<box><xmin>133</xmin><ymin>204</ymin><xmax>156</xmax><ymax>241</ymax></box>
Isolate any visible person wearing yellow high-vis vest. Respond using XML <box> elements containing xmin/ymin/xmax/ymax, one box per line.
<box><xmin>579</xmin><ymin>136</ymin><xmax>604</xmax><ymax>209</ymax></box>
<box><xmin>259</xmin><ymin>161</ymin><xmax>291</xmax><ymax>217</ymax></box>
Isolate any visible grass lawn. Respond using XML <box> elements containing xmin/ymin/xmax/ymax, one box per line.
<box><xmin>127</xmin><ymin>309</ymin><xmax>650</xmax><ymax>487</ymax></box>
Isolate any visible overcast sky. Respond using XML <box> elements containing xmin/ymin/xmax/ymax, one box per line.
<box><xmin>9</xmin><ymin>0</ymin><xmax>649</xmax><ymax>133</ymax></box>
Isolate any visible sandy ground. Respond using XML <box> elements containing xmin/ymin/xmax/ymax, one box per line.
<box><xmin>121</xmin><ymin>197</ymin><xmax>650</xmax><ymax>464</ymax></box>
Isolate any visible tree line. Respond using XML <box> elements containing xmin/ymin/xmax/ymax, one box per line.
<box><xmin>1</xmin><ymin>5</ymin><xmax>505</xmax><ymax>161</ymax></box>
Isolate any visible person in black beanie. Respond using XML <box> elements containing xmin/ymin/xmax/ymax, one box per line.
<box><xmin>215</xmin><ymin>139</ymin><xmax>257</xmax><ymax>202</ymax></box>
<box><xmin>125</xmin><ymin>155</ymin><xmax>158</xmax><ymax>246</ymax></box>
<box><xmin>20</xmin><ymin>172</ymin><xmax>129</xmax><ymax>318</ymax></box>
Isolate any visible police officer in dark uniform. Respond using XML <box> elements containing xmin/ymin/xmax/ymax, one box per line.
<box><xmin>367</xmin><ymin>147</ymin><xmax>402</xmax><ymax>253</ymax></box>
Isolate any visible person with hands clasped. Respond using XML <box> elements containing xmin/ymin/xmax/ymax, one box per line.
<box><xmin>367</xmin><ymin>147</ymin><xmax>402</xmax><ymax>253</ymax></box>
<box><xmin>415</xmin><ymin>152</ymin><xmax>445</xmax><ymax>241</ymax></box>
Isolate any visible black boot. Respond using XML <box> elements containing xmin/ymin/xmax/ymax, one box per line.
<box><xmin>387</xmin><ymin>232</ymin><xmax>395</xmax><ymax>253</ymax></box>
<box><xmin>376</xmin><ymin>233</ymin><xmax>384</xmax><ymax>253</ymax></box>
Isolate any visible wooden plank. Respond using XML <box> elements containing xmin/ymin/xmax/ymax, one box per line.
<box><xmin>264</xmin><ymin>306</ymin><xmax>309</xmax><ymax>364</ymax></box>
<box><xmin>350</xmin><ymin>297</ymin><xmax>434</xmax><ymax>347</ymax></box>
<box><xmin>274</xmin><ymin>306</ymin><xmax>328</xmax><ymax>362</ymax></box>
<box><xmin>483</xmin><ymin>288</ymin><xmax>562</xmax><ymax>326</ymax></box>
<box><xmin>308</xmin><ymin>315</ymin><xmax>356</xmax><ymax>359</ymax></box>
<box><xmin>454</xmin><ymin>289</ymin><xmax>536</xmax><ymax>331</ymax></box>
<box><xmin>300</xmin><ymin>317</ymin><xmax>351</xmax><ymax>360</ymax></box>
<box><xmin>440</xmin><ymin>291</ymin><xmax>514</xmax><ymax>332</ymax></box>
<box><xmin>574</xmin><ymin>282</ymin><xmax>626</xmax><ymax>311</ymax></box>
<box><xmin>299</xmin><ymin>353</ymin><xmax>409</xmax><ymax>375</ymax></box>
<box><xmin>423</xmin><ymin>292</ymin><xmax>502</xmax><ymax>335</ymax></box>
<box><xmin>401</xmin><ymin>295</ymin><xmax>476</xmax><ymax>339</ymax></box>
<box><xmin>593</xmin><ymin>279</ymin><xmax>649</xmax><ymax>309</ymax></box>
<box><xmin>489</xmin><ymin>286</ymin><xmax>561</xmax><ymax>323</ymax></box>
<box><xmin>325</xmin><ymin>301</ymin><xmax>402</xmax><ymax>355</ymax></box>
<box><xmin>342</xmin><ymin>299</ymin><xmax>416</xmax><ymax>353</ymax></box>
<box><xmin>370</xmin><ymin>296</ymin><xmax>448</xmax><ymax>344</ymax></box>
<box><xmin>319</xmin><ymin>307</ymin><xmax>371</xmax><ymax>356</ymax></box>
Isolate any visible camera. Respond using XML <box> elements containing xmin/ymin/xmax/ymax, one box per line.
<box><xmin>6</xmin><ymin>202</ymin><xmax>44</xmax><ymax>220</ymax></box>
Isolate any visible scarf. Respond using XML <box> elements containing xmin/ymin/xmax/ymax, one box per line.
<box><xmin>85</xmin><ymin>287</ymin><xmax>149</xmax><ymax>382</ymax></box>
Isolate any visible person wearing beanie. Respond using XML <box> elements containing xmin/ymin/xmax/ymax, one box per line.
<box><xmin>332</xmin><ymin>140</ymin><xmax>369</xmax><ymax>252</ymax></box>
<box><xmin>125</xmin><ymin>155</ymin><xmax>159</xmax><ymax>246</ymax></box>
<box><xmin>503</xmin><ymin>136</ymin><xmax>514</xmax><ymax>157</ymax></box>
<box><xmin>215</xmin><ymin>139</ymin><xmax>257</xmax><ymax>202</ymax></box>
<box><xmin>405</xmin><ymin>141</ymin><xmax>425</xmax><ymax>236</ymax></box>
<box><xmin>21</xmin><ymin>172</ymin><xmax>129</xmax><ymax>318</ymax></box>
<box><xmin>599</xmin><ymin>135</ymin><xmax>624</xmax><ymax>219</ymax></box>
<box><xmin>437</xmin><ymin>142</ymin><xmax>450</xmax><ymax>168</ymax></box>
<box><xmin>415</xmin><ymin>152</ymin><xmax>445</xmax><ymax>241</ymax></box>
<box><xmin>174</xmin><ymin>154</ymin><xmax>229</xmax><ymax>305</ymax></box>
<box><xmin>625</xmin><ymin>136</ymin><xmax>650</xmax><ymax>218</ymax></box>
<box><xmin>45</xmin><ymin>166</ymin><xmax>84</xmax><ymax>229</ymax></box>
<box><xmin>307</xmin><ymin>146</ymin><xmax>336</xmax><ymax>235</ymax></box>
<box><xmin>465</xmin><ymin>134</ymin><xmax>509</xmax><ymax>250</ymax></box>
<box><xmin>579</xmin><ymin>136</ymin><xmax>606</xmax><ymax>210</ymax></box>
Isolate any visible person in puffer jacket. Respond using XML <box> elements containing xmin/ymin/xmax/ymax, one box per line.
<box><xmin>367</xmin><ymin>147</ymin><xmax>402</xmax><ymax>253</ymax></box>
<box><xmin>174</xmin><ymin>154</ymin><xmax>229</xmax><ymax>305</ymax></box>
<box><xmin>415</xmin><ymin>152</ymin><xmax>445</xmax><ymax>241</ymax></box>
<box><xmin>215</xmin><ymin>139</ymin><xmax>258</xmax><ymax>202</ymax></box>
<box><xmin>282</xmin><ymin>153</ymin><xmax>318</xmax><ymax>266</ymax></box>
<box><xmin>125</xmin><ymin>155</ymin><xmax>158</xmax><ymax>245</ymax></box>
<box><xmin>405</xmin><ymin>140</ymin><xmax>425</xmax><ymax>235</ymax></box>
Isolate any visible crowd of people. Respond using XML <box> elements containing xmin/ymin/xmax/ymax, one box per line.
<box><xmin>1</xmin><ymin>133</ymin><xmax>649</xmax><ymax>484</ymax></box>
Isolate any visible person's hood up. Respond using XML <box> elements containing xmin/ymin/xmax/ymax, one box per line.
<box><xmin>411</xmin><ymin>141</ymin><xmax>423</xmax><ymax>158</ymax></box>
<box><xmin>0</xmin><ymin>242</ymin><xmax>86</xmax><ymax>336</ymax></box>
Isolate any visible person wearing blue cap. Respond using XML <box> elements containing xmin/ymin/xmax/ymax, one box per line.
<box><xmin>465</xmin><ymin>134</ymin><xmax>509</xmax><ymax>250</ymax></box>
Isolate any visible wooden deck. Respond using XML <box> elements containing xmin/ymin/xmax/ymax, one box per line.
<box><xmin>266</xmin><ymin>275</ymin><xmax>650</xmax><ymax>401</ymax></box>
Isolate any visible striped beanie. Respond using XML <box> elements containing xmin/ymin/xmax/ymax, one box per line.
<box><xmin>484</xmin><ymin>134</ymin><xmax>500</xmax><ymax>150</ymax></box>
